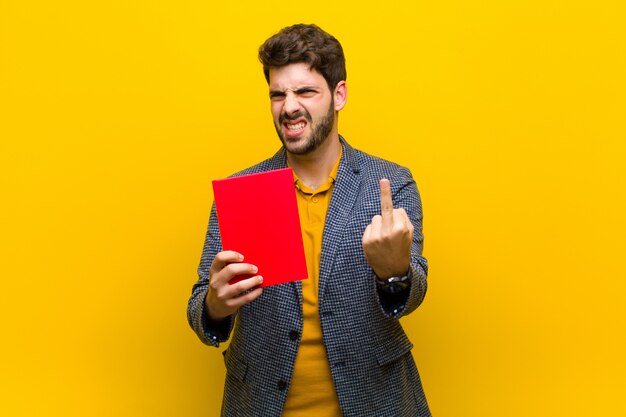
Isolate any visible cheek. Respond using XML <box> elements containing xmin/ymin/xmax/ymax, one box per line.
<box><xmin>310</xmin><ymin>98</ymin><xmax>331</xmax><ymax>117</ymax></box>
<box><xmin>271</xmin><ymin>103</ymin><xmax>283</xmax><ymax>120</ymax></box>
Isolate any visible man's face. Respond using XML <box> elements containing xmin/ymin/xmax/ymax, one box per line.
<box><xmin>268</xmin><ymin>63</ymin><xmax>336</xmax><ymax>155</ymax></box>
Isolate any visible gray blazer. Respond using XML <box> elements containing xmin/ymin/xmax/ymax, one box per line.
<box><xmin>188</xmin><ymin>137</ymin><xmax>431</xmax><ymax>417</ymax></box>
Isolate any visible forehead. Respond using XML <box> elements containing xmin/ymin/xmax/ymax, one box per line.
<box><xmin>268</xmin><ymin>63</ymin><xmax>328</xmax><ymax>90</ymax></box>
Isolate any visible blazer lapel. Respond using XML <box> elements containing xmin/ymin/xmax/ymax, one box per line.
<box><xmin>318</xmin><ymin>137</ymin><xmax>361</xmax><ymax>300</ymax></box>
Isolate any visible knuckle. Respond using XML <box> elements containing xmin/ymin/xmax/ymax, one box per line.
<box><xmin>396</xmin><ymin>224</ymin><xmax>408</xmax><ymax>234</ymax></box>
<box><xmin>239</xmin><ymin>292</ymin><xmax>253</xmax><ymax>304</ymax></box>
<box><xmin>215</xmin><ymin>286</ymin><xmax>229</xmax><ymax>300</ymax></box>
<box><xmin>246</xmin><ymin>289</ymin><xmax>262</xmax><ymax>303</ymax></box>
<box><xmin>224</xmin><ymin>299</ymin><xmax>235</xmax><ymax>309</ymax></box>
<box><xmin>234</xmin><ymin>282</ymin><xmax>249</xmax><ymax>293</ymax></box>
<box><xmin>223</xmin><ymin>263</ymin><xmax>237</xmax><ymax>275</ymax></box>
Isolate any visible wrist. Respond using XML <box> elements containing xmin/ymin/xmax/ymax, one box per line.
<box><xmin>205</xmin><ymin>296</ymin><xmax>228</xmax><ymax>323</ymax></box>
<box><xmin>375</xmin><ymin>270</ymin><xmax>410</xmax><ymax>294</ymax></box>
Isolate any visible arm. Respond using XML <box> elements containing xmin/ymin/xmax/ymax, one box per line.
<box><xmin>187</xmin><ymin>203</ymin><xmax>263</xmax><ymax>347</ymax></box>
<box><xmin>362</xmin><ymin>169</ymin><xmax>428</xmax><ymax>319</ymax></box>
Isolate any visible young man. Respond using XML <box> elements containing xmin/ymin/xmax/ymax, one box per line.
<box><xmin>188</xmin><ymin>24</ymin><xmax>431</xmax><ymax>417</ymax></box>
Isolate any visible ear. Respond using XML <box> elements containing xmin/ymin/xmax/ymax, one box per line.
<box><xmin>333</xmin><ymin>81</ymin><xmax>347</xmax><ymax>111</ymax></box>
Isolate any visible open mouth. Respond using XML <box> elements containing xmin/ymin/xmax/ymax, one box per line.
<box><xmin>283</xmin><ymin>120</ymin><xmax>307</xmax><ymax>137</ymax></box>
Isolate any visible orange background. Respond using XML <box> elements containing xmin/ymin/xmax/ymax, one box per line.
<box><xmin>1</xmin><ymin>1</ymin><xmax>625</xmax><ymax>416</ymax></box>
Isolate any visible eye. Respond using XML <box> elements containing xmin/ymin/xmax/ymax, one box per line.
<box><xmin>269</xmin><ymin>91</ymin><xmax>286</xmax><ymax>101</ymax></box>
<box><xmin>296</xmin><ymin>88</ymin><xmax>317</xmax><ymax>98</ymax></box>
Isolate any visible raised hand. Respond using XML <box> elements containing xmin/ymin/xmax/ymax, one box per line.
<box><xmin>362</xmin><ymin>179</ymin><xmax>414</xmax><ymax>279</ymax></box>
<box><xmin>205</xmin><ymin>251</ymin><xmax>264</xmax><ymax>321</ymax></box>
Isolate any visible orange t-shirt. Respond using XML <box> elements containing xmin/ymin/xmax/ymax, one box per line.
<box><xmin>282</xmin><ymin>152</ymin><xmax>342</xmax><ymax>417</ymax></box>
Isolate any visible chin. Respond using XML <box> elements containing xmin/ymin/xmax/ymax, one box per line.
<box><xmin>285</xmin><ymin>143</ymin><xmax>312</xmax><ymax>156</ymax></box>
<box><xmin>280</xmin><ymin>135</ymin><xmax>310</xmax><ymax>155</ymax></box>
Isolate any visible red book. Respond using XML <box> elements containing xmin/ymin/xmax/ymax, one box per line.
<box><xmin>212</xmin><ymin>168</ymin><xmax>308</xmax><ymax>287</ymax></box>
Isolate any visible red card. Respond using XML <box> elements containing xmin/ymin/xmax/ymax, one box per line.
<box><xmin>212</xmin><ymin>168</ymin><xmax>308</xmax><ymax>287</ymax></box>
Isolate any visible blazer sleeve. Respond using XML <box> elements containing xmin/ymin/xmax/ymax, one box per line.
<box><xmin>375</xmin><ymin>166</ymin><xmax>428</xmax><ymax>319</ymax></box>
<box><xmin>187</xmin><ymin>202</ymin><xmax>236</xmax><ymax>347</ymax></box>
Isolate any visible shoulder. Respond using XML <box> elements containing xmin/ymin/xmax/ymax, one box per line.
<box><xmin>344</xmin><ymin>141</ymin><xmax>414</xmax><ymax>184</ymax></box>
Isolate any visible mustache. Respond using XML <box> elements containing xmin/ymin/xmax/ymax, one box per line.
<box><xmin>279</xmin><ymin>111</ymin><xmax>312</xmax><ymax>124</ymax></box>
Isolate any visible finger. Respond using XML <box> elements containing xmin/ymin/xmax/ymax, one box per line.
<box><xmin>227</xmin><ymin>287</ymin><xmax>263</xmax><ymax>309</ymax></box>
<box><xmin>362</xmin><ymin>223</ymin><xmax>372</xmax><ymax>244</ymax></box>
<box><xmin>379</xmin><ymin>179</ymin><xmax>394</xmax><ymax>230</ymax></box>
<box><xmin>391</xmin><ymin>208</ymin><xmax>409</xmax><ymax>231</ymax></box>
<box><xmin>224</xmin><ymin>263</ymin><xmax>259</xmax><ymax>280</ymax></box>
<box><xmin>223</xmin><ymin>275</ymin><xmax>264</xmax><ymax>298</ymax></box>
<box><xmin>397</xmin><ymin>208</ymin><xmax>414</xmax><ymax>232</ymax></box>
<box><xmin>370</xmin><ymin>214</ymin><xmax>382</xmax><ymax>236</ymax></box>
<box><xmin>211</xmin><ymin>251</ymin><xmax>244</xmax><ymax>274</ymax></box>
<box><xmin>212</xmin><ymin>262</ymin><xmax>258</xmax><ymax>286</ymax></box>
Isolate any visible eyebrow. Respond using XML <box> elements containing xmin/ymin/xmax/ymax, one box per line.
<box><xmin>269</xmin><ymin>90</ymin><xmax>286</xmax><ymax>98</ymax></box>
<box><xmin>293</xmin><ymin>86</ymin><xmax>319</xmax><ymax>93</ymax></box>
<box><xmin>269</xmin><ymin>86</ymin><xmax>320</xmax><ymax>97</ymax></box>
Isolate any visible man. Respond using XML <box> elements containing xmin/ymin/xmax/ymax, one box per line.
<box><xmin>188</xmin><ymin>24</ymin><xmax>431</xmax><ymax>417</ymax></box>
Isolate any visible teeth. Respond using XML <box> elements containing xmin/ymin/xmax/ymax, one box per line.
<box><xmin>287</xmin><ymin>122</ymin><xmax>305</xmax><ymax>131</ymax></box>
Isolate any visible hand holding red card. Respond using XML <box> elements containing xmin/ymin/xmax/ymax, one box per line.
<box><xmin>211</xmin><ymin>168</ymin><xmax>308</xmax><ymax>287</ymax></box>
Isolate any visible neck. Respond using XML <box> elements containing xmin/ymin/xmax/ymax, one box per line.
<box><xmin>287</xmin><ymin>133</ymin><xmax>341</xmax><ymax>190</ymax></box>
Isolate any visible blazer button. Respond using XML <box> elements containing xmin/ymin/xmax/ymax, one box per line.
<box><xmin>289</xmin><ymin>330</ymin><xmax>299</xmax><ymax>341</ymax></box>
<box><xmin>277</xmin><ymin>380</ymin><xmax>287</xmax><ymax>390</ymax></box>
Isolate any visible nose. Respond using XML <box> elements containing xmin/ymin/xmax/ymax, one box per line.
<box><xmin>283</xmin><ymin>91</ymin><xmax>301</xmax><ymax>116</ymax></box>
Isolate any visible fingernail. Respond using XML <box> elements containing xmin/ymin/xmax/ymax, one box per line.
<box><xmin>252</xmin><ymin>266</ymin><xmax>258</xmax><ymax>274</ymax></box>
<box><xmin>258</xmin><ymin>276</ymin><xmax>263</xmax><ymax>283</ymax></box>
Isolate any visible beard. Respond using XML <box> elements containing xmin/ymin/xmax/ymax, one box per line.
<box><xmin>274</xmin><ymin>98</ymin><xmax>335</xmax><ymax>156</ymax></box>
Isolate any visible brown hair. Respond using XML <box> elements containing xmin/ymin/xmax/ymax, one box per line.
<box><xmin>258</xmin><ymin>24</ymin><xmax>346</xmax><ymax>91</ymax></box>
